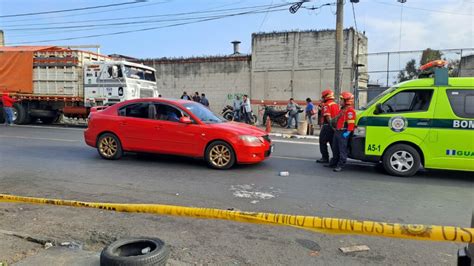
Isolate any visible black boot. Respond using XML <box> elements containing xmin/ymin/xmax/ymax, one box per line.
<box><xmin>316</xmin><ymin>158</ymin><xmax>329</xmax><ymax>163</ymax></box>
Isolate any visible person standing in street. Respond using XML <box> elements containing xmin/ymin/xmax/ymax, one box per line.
<box><xmin>233</xmin><ymin>95</ymin><xmax>242</xmax><ymax>121</ymax></box>
<box><xmin>180</xmin><ymin>91</ymin><xmax>192</xmax><ymax>100</ymax></box>
<box><xmin>286</xmin><ymin>98</ymin><xmax>300</xmax><ymax>129</ymax></box>
<box><xmin>305</xmin><ymin>98</ymin><xmax>316</xmax><ymax>135</ymax></box>
<box><xmin>200</xmin><ymin>93</ymin><xmax>209</xmax><ymax>108</ymax></box>
<box><xmin>192</xmin><ymin>92</ymin><xmax>201</xmax><ymax>102</ymax></box>
<box><xmin>2</xmin><ymin>92</ymin><xmax>16</xmax><ymax>126</ymax></box>
<box><xmin>241</xmin><ymin>94</ymin><xmax>253</xmax><ymax>124</ymax></box>
<box><xmin>328</xmin><ymin>91</ymin><xmax>356</xmax><ymax>172</ymax></box>
<box><xmin>316</xmin><ymin>89</ymin><xmax>340</xmax><ymax>163</ymax></box>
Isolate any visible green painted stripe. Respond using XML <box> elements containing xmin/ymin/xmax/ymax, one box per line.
<box><xmin>357</xmin><ymin>117</ymin><xmax>474</xmax><ymax>130</ymax></box>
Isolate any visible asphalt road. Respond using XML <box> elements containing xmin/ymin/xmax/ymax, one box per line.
<box><xmin>0</xmin><ymin>125</ymin><xmax>472</xmax><ymax>265</ymax></box>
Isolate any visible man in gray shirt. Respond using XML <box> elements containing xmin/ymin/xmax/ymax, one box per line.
<box><xmin>286</xmin><ymin>98</ymin><xmax>300</xmax><ymax>129</ymax></box>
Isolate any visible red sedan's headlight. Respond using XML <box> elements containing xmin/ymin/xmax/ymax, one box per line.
<box><xmin>240</xmin><ymin>135</ymin><xmax>264</xmax><ymax>146</ymax></box>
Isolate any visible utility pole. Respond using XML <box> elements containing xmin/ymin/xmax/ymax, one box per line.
<box><xmin>334</xmin><ymin>0</ymin><xmax>344</xmax><ymax>97</ymax></box>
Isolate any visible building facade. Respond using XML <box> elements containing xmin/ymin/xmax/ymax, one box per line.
<box><xmin>139</xmin><ymin>28</ymin><xmax>368</xmax><ymax>112</ymax></box>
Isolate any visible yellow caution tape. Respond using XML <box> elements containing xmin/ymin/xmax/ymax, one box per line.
<box><xmin>0</xmin><ymin>193</ymin><xmax>472</xmax><ymax>244</ymax></box>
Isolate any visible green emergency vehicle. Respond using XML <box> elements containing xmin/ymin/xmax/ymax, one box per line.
<box><xmin>350</xmin><ymin>60</ymin><xmax>474</xmax><ymax>177</ymax></box>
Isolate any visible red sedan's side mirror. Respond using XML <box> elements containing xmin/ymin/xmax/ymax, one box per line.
<box><xmin>179</xmin><ymin>116</ymin><xmax>192</xmax><ymax>124</ymax></box>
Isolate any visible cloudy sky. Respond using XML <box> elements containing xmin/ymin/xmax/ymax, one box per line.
<box><xmin>0</xmin><ymin>0</ymin><xmax>472</xmax><ymax>58</ymax></box>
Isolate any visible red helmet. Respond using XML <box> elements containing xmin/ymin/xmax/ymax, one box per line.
<box><xmin>340</xmin><ymin>91</ymin><xmax>354</xmax><ymax>105</ymax></box>
<box><xmin>321</xmin><ymin>89</ymin><xmax>335</xmax><ymax>101</ymax></box>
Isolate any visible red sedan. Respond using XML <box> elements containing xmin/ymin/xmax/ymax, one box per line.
<box><xmin>84</xmin><ymin>98</ymin><xmax>273</xmax><ymax>169</ymax></box>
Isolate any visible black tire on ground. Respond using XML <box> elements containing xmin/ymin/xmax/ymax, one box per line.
<box><xmin>96</xmin><ymin>133</ymin><xmax>123</xmax><ymax>160</ymax></box>
<box><xmin>100</xmin><ymin>237</ymin><xmax>169</xmax><ymax>266</ymax></box>
<box><xmin>205</xmin><ymin>141</ymin><xmax>236</xmax><ymax>170</ymax></box>
<box><xmin>382</xmin><ymin>144</ymin><xmax>421</xmax><ymax>177</ymax></box>
<box><xmin>13</xmin><ymin>103</ymin><xmax>30</xmax><ymax>125</ymax></box>
<box><xmin>223</xmin><ymin>111</ymin><xmax>233</xmax><ymax>121</ymax></box>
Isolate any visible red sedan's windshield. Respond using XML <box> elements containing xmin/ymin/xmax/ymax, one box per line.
<box><xmin>183</xmin><ymin>102</ymin><xmax>224</xmax><ymax>124</ymax></box>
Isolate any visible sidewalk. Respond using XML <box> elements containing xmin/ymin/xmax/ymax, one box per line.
<box><xmin>256</xmin><ymin>125</ymin><xmax>320</xmax><ymax>139</ymax></box>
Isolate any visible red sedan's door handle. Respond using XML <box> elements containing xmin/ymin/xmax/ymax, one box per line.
<box><xmin>155</xmin><ymin>125</ymin><xmax>162</xmax><ymax>130</ymax></box>
<box><xmin>120</xmin><ymin>122</ymin><xmax>128</xmax><ymax>126</ymax></box>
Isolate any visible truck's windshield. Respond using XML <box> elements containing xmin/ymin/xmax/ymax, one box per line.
<box><xmin>124</xmin><ymin>66</ymin><xmax>156</xmax><ymax>82</ymax></box>
<box><xmin>360</xmin><ymin>87</ymin><xmax>397</xmax><ymax>110</ymax></box>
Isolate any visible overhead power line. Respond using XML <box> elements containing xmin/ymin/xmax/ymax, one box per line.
<box><xmin>2</xmin><ymin>3</ymin><xmax>286</xmax><ymax>30</ymax></box>
<box><xmin>373</xmin><ymin>0</ymin><xmax>474</xmax><ymax>17</ymax></box>
<box><xmin>0</xmin><ymin>0</ymin><xmax>148</xmax><ymax>18</ymax></box>
<box><xmin>7</xmin><ymin>5</ymin><xmax>291</xmax><ymax>45</ymax></box>
<box><xmin>0</xmin><ymin>0</ymin><xmax>171</xmax><ymax>23</ymax></box>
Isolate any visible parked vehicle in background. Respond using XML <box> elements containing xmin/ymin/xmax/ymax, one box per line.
<box><xmin>85</xmin><ymin>98</ymin><xmax>273</xmax><ymax>169</ymax></box>
<box><xmin>350</xmin><ymin>60</ymin><xmax>474</xmax><ymax>177</ymax></box>
<box><xmin>0</xmin><ymin>46</ymin><xmax>159</xmax><ymax>125</ymax></box>
<box><xmin>221</xmin><ymin>105</ymin><xmax>257</xmax><ymax>124</ymax></box>
<box><xmin>262</xmin><ymin>105</ymin><xmax>288</xmax><ymax>128</ymax></box>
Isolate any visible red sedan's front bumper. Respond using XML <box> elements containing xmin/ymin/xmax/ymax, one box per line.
<box><xmin>235</xmin><ymin>141</ymin><xmax>273</xmax><ymax>164</ymax></box>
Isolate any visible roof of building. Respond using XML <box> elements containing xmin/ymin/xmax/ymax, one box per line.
<box><xmin>0</xmin><ymin>46</ymin><xmax>67</xmax><ymax>52</ymax></box>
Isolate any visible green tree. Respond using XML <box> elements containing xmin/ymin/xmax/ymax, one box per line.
<box><xmin>397</xmin><ymin>48</ymin><xmax>444</xmax><ymax>83</ymax></box>
<box><xmin>420</xmin><ymin>48</ymin><xmax>442</xmax><ymax>65</ymax></box>
<box><xmin>397</xmin><ymin>59</ymin><xmax>419</xmax><ymax>82</ymax></box>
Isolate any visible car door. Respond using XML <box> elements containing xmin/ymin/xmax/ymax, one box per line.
<box><xmin>117</xmin><ymin>102</ymin><xmax>161</xmax><ymax>152</ymax></box>
<box><xmin>154</xmin><ymin>103</ymin><xmax>203</xmax><ymax>156</ymax></box>
<box><xmin>365</xmin><ymin>88</ymin><xmax>436</xmax><ymax>157</ymax></box>
<box><xmin>425</xmin><ymin>87</ymin><xmax>474</xmax><ymax>171</ymax></box>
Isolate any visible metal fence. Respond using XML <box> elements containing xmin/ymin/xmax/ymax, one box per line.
<box><xmin>359</xmin><ymin>48</ymin><xmax>474</xmax><ymax>88</ymax></box>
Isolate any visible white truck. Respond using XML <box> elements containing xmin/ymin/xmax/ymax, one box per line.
<box><xmin>0</xmin><ymin>46</ymin><xmax>159</xmax><ymax>124</ymax></box>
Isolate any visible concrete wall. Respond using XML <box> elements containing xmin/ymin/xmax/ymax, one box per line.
<box><xmin>140</xmin><ymin>28</ymin><xmax>368</xmax><ymax>113</ymax></box>
<box><xmin>251</xmin><ymin>29</ymin><xmax>368</xmax><ymax>105</ymax></box>
<box><xmin>459</xmin><ymin>55</ymin><xmax>474</xmax><ymax>77</ymax></box>
<box><xmin>143</xmin><ymin>56</ymin><xmax>251</xmax><ymax>112</ymax></box>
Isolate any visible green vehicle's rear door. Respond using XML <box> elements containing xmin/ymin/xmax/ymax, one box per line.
<box><xmin>425</xmin><ymin>87</ymin><xmax>474</xmax><ymax>171</ymax></box>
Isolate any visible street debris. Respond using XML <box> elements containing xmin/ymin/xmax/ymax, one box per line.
<box><xmin>309</xmin><ymin>251</ymin><xmax>320</xmax><ymax>257</ymax></box>
<box><xmin>230</xmin><ymin>184</ymin><xmax>277</xmax><ymax>201</ymax></box>
<box><xmin>339</xmin><ymin>245</ymin><xmax>370</xmax><ymax>254</ymax></box>
<box><xmin>44</xmin><ymin>242</ymin><xmax>53</xmax><ymax>249</ymax></box>
<box><xmin>279</xmin><ymin>171</ymin><xmax>289</xmax><ymax>176</ymax></box>
<box><xmin>250</xmin><ymin>200</ymin><xmax>259</xmax><ymax>204</ymax></box>
<box><xmin>142</xmin><ymin>246</ymin><xmax>151</xmax><ymax>254</ymax></box>
<box><xmin>327</xmin><ymin>202</ymin><xmax>336</xmax><ymax>208</ymax></box>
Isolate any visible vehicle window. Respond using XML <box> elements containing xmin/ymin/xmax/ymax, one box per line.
<box><xmin>380</xmin><ymin>89</ymin><xmax>433</xmax><ymax>113</ymax></box>
<box><xmin>123</xmin><ymin>66</ymin><xmax>156</xmax><ymax>81</ymax></box>
<box><xmin>361</xmin><ymin>86</ymin><xmax>397</xmax><ymax>110</ymax></box>
<box><xmin>118</xmin><ymin>102</ymin><xmax>150</xmax><ymax>119</ymax></box>
<box><xmin>155</xmin><ymin>104</ymin><xmax>184</xmax><ymax>123</ymax></box>
<box><xmin>183</xmin><ymin>102</ymin><xmax>223</xmax><ymax>123</ymax></box>
<box><xmin>446</xmin><ymin>89</ymin><xmax>474</xmax><ymax>118</ymax></box>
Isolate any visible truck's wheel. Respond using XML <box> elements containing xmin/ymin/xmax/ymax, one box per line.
<box><xmin>205</xmin><ymin>141</ymin><xmax>236</xmax><ymax>170</ymax></box>
<box><xmin>97</xmin><ymin>133</ymin><xmax>123</xmax><ymax>160</ymax></box>
<box><xmin>100</xmin><ymin>237</ymin><xmax>169</xmax><ymax>266</ymax></box>
<box><xmin>383</xmin><ymin>144</ymin><xmax>421</xmax><ymax>177</ymax></box>
<box><xmin>13</xmin><ymin>103</ymin><xmax>30</xmax><ymax>125</ymax></box>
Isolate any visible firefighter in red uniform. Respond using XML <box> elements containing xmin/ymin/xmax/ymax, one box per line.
<box><xmin>316</xmin><ymin>89</ymin><xmax>340</xmax><ymax>163</ymax></box>
<box><xmin>328</xmin><ymin>91</ymin><xmax>356</xmax><ymax>172</ymax></box>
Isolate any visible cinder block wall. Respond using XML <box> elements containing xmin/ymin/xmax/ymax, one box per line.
<box><xmin>141</xmin><ymin>28</ymin><xmax>368</xmax><ymax>113</ymax></box>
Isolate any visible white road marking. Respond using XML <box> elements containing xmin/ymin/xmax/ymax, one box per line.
<box><xmin>14</xmin><ymin>125</ymin><xmax>85</xmax><ymax>131</ymax></box>
<box><xmin>0</xmin><ymin>135</ymin><xmax>78</xmax><ymax>142</ymax></box>
<box><xmin>272</xmin><ymin>139</ymin><xmax>319</xmax><ymax>145</ymax></box>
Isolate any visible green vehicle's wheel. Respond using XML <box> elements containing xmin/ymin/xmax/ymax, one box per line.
<box><xmin>383</xmin><ymin>144</ymin><xmax>421</xmax><ymax>177</ymax></box>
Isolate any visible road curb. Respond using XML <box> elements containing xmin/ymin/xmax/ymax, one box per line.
<box><xmin>269</xmin><ymin>133</ymin><xmax>319</xmax><ymax>140</ymax></box>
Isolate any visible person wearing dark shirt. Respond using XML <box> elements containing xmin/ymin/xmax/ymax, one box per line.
<box><xmin>200</xmin><ymin>93</ymin><xmax>209</xmax><ymax>107</ymax></box>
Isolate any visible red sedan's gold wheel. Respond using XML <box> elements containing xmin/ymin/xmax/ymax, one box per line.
<box><xmin>205</xmin><ymin>141</ymin><xmax>235</xmax><ymax>169</ymax></box>
<box><xmin>209</xmin><ymin>145</ymin><xmax>231</xmax><ymax>167</ymax></box>
<box><xmin>97</xmin><ymin>133</ymin><xmax>122</xmax><ymax>160</ymax></box>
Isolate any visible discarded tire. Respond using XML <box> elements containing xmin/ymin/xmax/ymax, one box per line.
<box><xmin>100</xmin><ymin>237</ymin><xmax>169</xmax><ymax>266</ymax></box>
